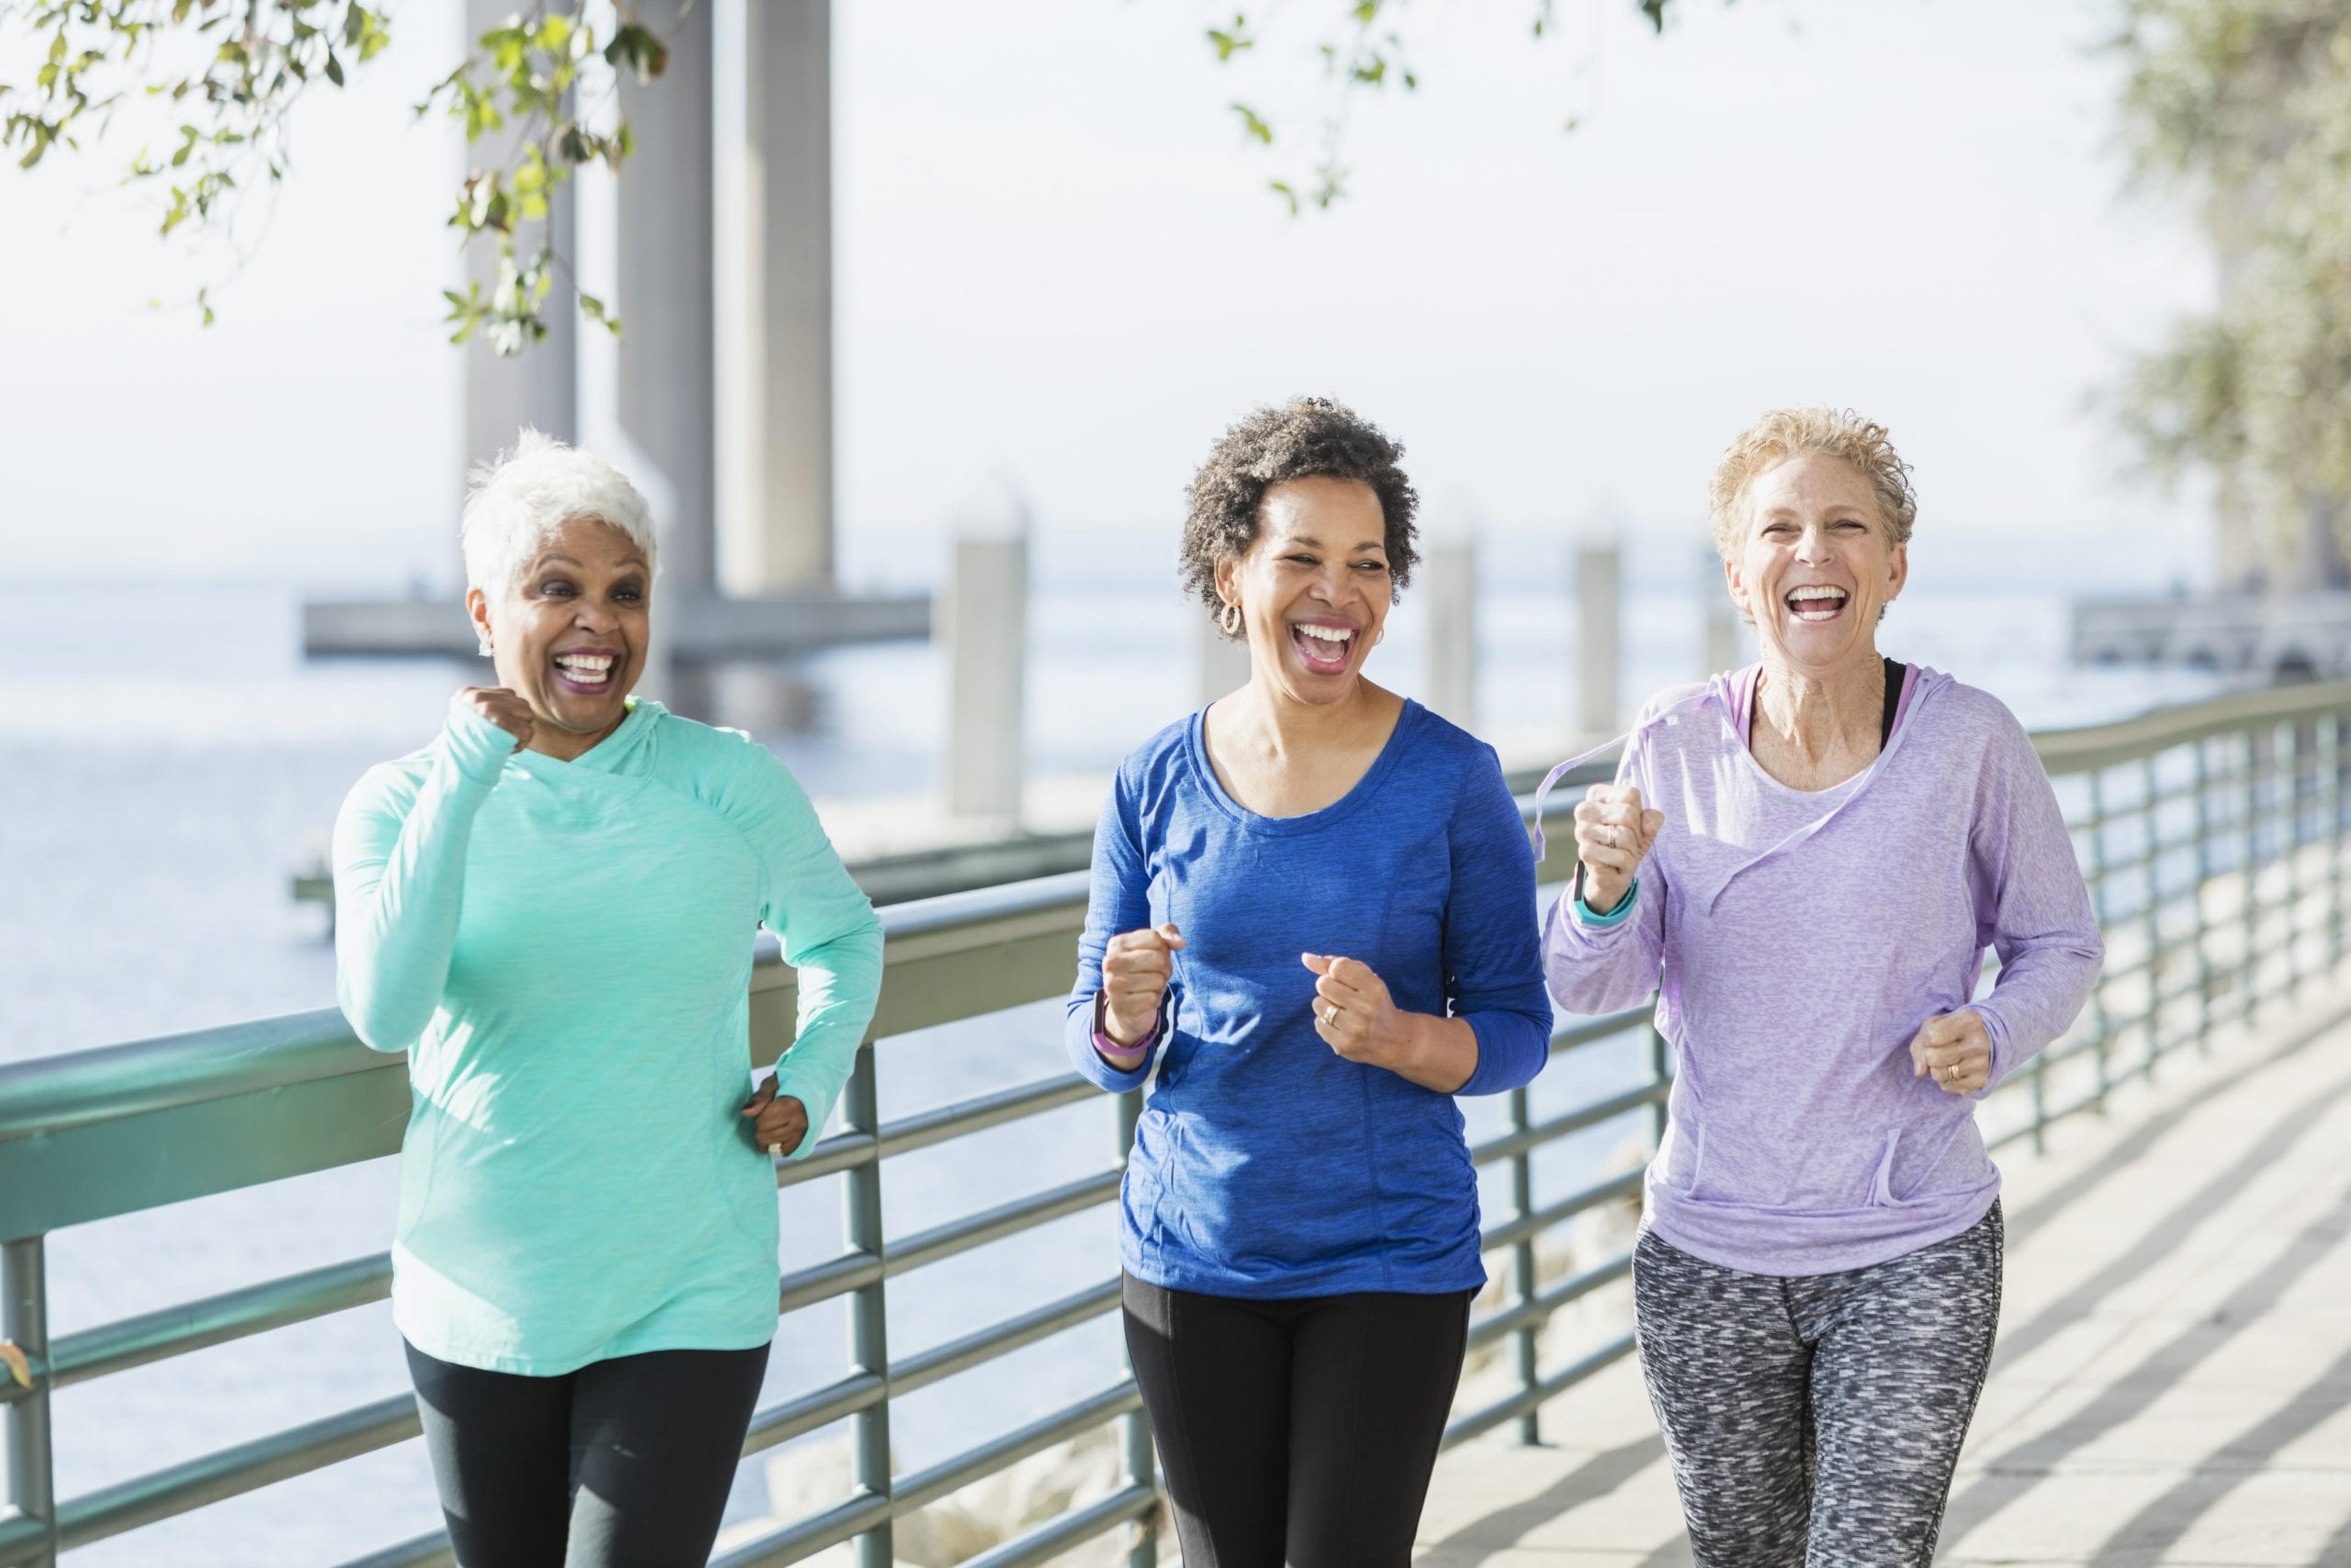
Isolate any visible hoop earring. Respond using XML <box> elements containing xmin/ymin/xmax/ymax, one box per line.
<box><xmin>1218</xmin><ymin>600</ymin><xmax>1243</xmax><ymax>639</ymax></box>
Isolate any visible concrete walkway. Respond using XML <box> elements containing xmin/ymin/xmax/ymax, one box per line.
<box><xmin>1415</xmin><ymin>989</ymin><xmax>2351</xmax><ymax>1567</ymax></box>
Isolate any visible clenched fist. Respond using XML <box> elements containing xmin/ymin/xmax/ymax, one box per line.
<box><xmin>454</xmin><ymin>686</ymin><xmax>536</xmax><ymax>752</ymax></box>
<box><xmin>1100</xmin><ymin>922</ymin><xmax>1185</xmax><ymax>1051</ymax></box>
<box><xmin>1910</xmin><ymin>1010</ymin><xmax>1992</xmax><ymax>1095</ymax></box>
<box><xmin>740</xmin><ymin>1076</ymin><xmax>812</xmax><ymax>1157</ymax></box>
<box><xmin>1574</xmin><ymin>784</ymin><xmax>1664</xmax><ymax>914</ymax></box>
<box><xmin>1302</xmin><ymin>953</ymin><xmax>1408</xmax><ymax>1068</ymax></box>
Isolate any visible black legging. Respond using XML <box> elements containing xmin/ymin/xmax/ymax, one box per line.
<box><xmin>1122</xmin><ymin>1273</ymin><xmax>1472</xmax><ymax>1568</ymax></box>
<box><xmin>404</xmin><ymin>1339</ymin><xmax>769</xmax><ymax>1568</ymax></box>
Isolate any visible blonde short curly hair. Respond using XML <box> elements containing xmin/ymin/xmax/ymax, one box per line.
<box><xmin>1707</xmin><ymin>407</ymin><xmax>1917</xmax><ymax>558</ymax></box>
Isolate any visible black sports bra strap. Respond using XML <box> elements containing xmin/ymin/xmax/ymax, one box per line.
<box><xmin>1880</xmin><ymin>656</ymin><xmax>1905</xmax><ymax>749</ymax></box>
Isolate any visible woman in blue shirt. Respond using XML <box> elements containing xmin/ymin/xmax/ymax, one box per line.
<box><xmin>1067</xmin><ymin>396</ymin><xmax>1553</xmax><ymax>1568</ymax></box>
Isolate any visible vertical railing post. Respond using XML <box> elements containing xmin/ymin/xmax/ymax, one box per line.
<box><xmin>1507</xmin><ymin>1086</ymin><xmax>1540</xmax><ymax>1446</ymax></box>
<box><xmin>2193</xmin><ymin>740</ymin><xmax>2214</xmax><ymax>1056</ymax></box>
<box><xmin>1</xmin><ymin>1237</ymin><xmax>56</xmax><ymax>1568</ymax></box>
<box><xmin>842</xmin><ymin>1046</ymin><xmax>894</xmax><ymax>1568</ymax></box>
<box><xmin>2083</xmin><ymin>770</ymin><xmax>2112</xmax><ymax>1111</ymax></box>
<box><xmin>2241</xmin><ymin>730</ymin><xmax>2262</xmax><ymax>1028</ymax></box>
<box><xmin>1114</xmin><ymin>1090</ymin><xmax>1158</xmax><ymax>1568</ymax></box>
<box><xmin>2288</xmin><ymin>720</ymin><xmax>2309</xmax><ymax>1004</ymax></box>
<box><xmin>2332</xmin><ymin>712</ymin><xmax>2349</xmax><ymax>973</ymax></box>
<box><xmin>2141</xmin><ymin>756</ymin><xmax>2164</xmax><ymax>1069</ymax></box>
<box><xmin>1649</xmin><ymin>1022</ymin><xmax>1671</xmax><ymax>1147</ymax></box>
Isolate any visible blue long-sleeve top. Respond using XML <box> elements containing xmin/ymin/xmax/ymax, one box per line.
<box><xmin>1066</xmin><ymin>700</ymin><xmax>1553</xmax><ymax>1297</ymax></box>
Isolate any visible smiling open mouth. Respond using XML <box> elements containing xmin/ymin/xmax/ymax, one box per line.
<box><xmin>552</xmin><ymin>651</ymin><xmax>618</xmax><ymax>692</ymax></box>
<box><xmin>1785</xmin><ymin>586</ymin><xmax>1850</xmax><ymax>624</ymax></box>
<box><xmin>1290</xmin><ymin>621</ymin><xmax>1355</xmax><ymax>675</ymax></box>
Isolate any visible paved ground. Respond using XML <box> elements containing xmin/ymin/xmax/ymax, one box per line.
<box><xmin>1415</xmin><ymin>987</ymin><xmax>2351</xmax><ymax>1567</ymax></box>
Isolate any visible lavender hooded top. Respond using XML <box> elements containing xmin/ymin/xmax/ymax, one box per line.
<box><xmin>1543</xmin><ymin>664</ymin><xmax>2101</xmax><ymax>1276</ymax></box>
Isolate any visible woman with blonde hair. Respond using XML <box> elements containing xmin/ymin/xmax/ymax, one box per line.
<box><xmin>1544</xmin><ymin>407</ymin><xmax>2100</xmax><ymax>1566</ymax></box>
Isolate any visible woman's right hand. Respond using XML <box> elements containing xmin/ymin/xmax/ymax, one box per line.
<box><xmin>1575</xmin><ymin>785</ymin><xmax>1664</xmax><ymax>915</ymax></box>
<box><xmin>1101</xmin><ymin>922</ymin><xmax>1185</xmax><ymax>1046</ymax></box>
<box><xmin>454</xmin><ymin>687</ymin><xmax>536</xmax><ymax>752</ymax></box>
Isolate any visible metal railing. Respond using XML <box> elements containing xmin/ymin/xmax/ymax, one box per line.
<box><xmin>4</xmin><ymin>678</ymin><xmax>2349</xmax><ymax>1566</ymax></box>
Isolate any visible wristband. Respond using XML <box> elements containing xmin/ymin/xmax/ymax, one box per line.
<box><xmin>1092</xmin><ymin>990</ymin><xmax>1160</xmax><ymax>1063</ymax></box>
<box><xmin>1571</xmin><ymin>862</ymin><xmax>1640</xmax><ymax>928</ymax></box>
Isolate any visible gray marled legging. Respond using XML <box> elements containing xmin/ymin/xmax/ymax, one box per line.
<box><xmin>1631</xmin><ymin>1204</ymin><xmax>2003</xmax><ymax>1568</ymax></box>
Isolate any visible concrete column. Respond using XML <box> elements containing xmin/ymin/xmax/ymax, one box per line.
<box><xmin>617</xmin><ymin>0</ymin><xmax>716</xmax><ymax>596</ymax></box>
<box><xmin>1577</xmin><ymin>544</ymin><xmax>1621</xmax><ymax>737</ymax></box>
<box><xmin>1423</xmin><ymin>540</ymin><xmax>1477</xmax><ymax>726</ymax></box>
<box><xmin>1198</xmin><ymin>606</ymin><xmax>1253</xmax><ymax>709</ymax></box>
<box><xmin>944</xmin><ymin>486</ymin><xmax>1030</xmax><ymax>820</ymax></box>
<box><xmin>460</xmin><ymin>0</ymin><xmax>577</xmax><ymax>482</ymax></box>
<box><xmin>723</xmin><ymin>0</ymin><xmax>834</xmax><ymax>595</ymax></box>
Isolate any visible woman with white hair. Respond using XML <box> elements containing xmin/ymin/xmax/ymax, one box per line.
<box><xmin>332</xmin><ymin>431</ymin><xmax>883</xmax><ymax>1568</ymax></box>
<box><xmin>1542</xmin><ymin>407</ymin><xmax>2101</xmax><ymax>1566</ymax></box>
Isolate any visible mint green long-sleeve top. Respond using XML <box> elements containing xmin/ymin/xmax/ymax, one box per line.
<box><xmin>332</xmin><ymin>700</ymin><xmax>883</xmax><ymax>1375</ymax></box>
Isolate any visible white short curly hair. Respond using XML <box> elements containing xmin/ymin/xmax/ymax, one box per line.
<box><xmin>460</xmin><ymin>429</ymin><xmax>658</xmax><ymax>596</ymax></box>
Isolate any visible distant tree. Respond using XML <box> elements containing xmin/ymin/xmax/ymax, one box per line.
<box><xmin>0</xmin><ymin>0</ymin><xmax>669</xmax><ymax>352</ymax></box>
<box><xmin>2112</xmin><ymin>0</ymin><xmax>2351</xmax><ymax>588</ymax></box>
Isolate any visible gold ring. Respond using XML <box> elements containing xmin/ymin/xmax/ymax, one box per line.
<box><xmin>1322</xmin><ymin>1003</ymin><xmax>1340</xmax><ymax>1027</ymax></box>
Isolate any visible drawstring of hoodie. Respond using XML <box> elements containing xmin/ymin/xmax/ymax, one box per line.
<box><xmin>1532</xmin><ymin>670</ymin><xmax>1924</xmax><ymax>915</ymax></box>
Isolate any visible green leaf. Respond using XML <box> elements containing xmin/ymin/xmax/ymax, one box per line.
<box><xmin>1229</xmin><ymin>103</ymin><xmax>1273</xmax><ymax>145</ymax></box>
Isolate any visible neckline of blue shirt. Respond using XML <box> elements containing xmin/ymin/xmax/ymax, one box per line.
<box><xmin>1180</xmin><ymin>696</ymin><xmax>1427</xmax><ymax>835</ymax></box>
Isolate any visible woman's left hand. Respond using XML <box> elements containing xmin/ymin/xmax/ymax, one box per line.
<box><xmin>1910</xmin><ymin>1010</ymin><xmax>1992</xmax><ymax>1095</ymax></box>
<box><xmin>1302</xmin><ymin>953</ymin><xmax>1409</xmax><ymax>1067</ymax></box>
<box><xmin>741</xmin><ymin>1077</ymin><xmax>811</xmax><ymax>1157</ymax></box>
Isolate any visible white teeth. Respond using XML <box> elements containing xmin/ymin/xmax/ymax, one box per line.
<box><xmin>1787</xmin><ymin>587</ymin><xmax>1847</xmax><ymax>602</ymax></box>
<box><xmin>555</xmin><ymin>654</ymin><xmax>615</xmax><ymax>673</ymax></box>
<box><xmin>1295</xmin><ymin>624</ymin><xmax>1354</xmax><ymax>643</ymax></box>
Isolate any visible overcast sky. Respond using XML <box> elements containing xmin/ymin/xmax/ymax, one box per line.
<box><xmin>0</xmin><ymin>0</ymin><xmax>2215</xmax><ymax>592</ymax></box>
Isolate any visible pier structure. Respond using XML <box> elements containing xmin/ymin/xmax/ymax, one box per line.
<box><xmin>2075</xmin><ymin>592</ymin><xmax>2351</xmax><ymax>681</ymax></box>
<box><xmin>306</xmin><ymin>0</ymin><xmax>928</xmax><ymax>666</ymax></box>
<box><xmin>10</xmin><ymin>680</ymin><xmax>2351</xmax><ymax>1566</ymax></box>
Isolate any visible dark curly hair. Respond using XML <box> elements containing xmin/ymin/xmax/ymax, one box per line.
<box><xmin>1180</xmin><ymin>396</ymin><xmax>1420</xmax><ymax>633</ymax></box>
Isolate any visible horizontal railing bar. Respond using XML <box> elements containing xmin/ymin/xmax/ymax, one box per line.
<box><xmin>892</xmin><ymin>1279</ymin><xmax>1123</xmax><ymax>1398</ymax></box>
<box><xmin>887</xmin><ymin>1169</ymin><xmax>1123</xmax><ymax>1278</ymax></box>
<box><xmin>773</xmin><ymin>1128</ymin><xmax>876</xmax><ymax>1188</ymax></box>
<box><xmin>1480</xmin><ymin>1170</ymin><xmax>1648</xmax><ymax>1255</ymax></box>
<box><xmin>877</xmin><ymin>1076</ymin><xmax>1100</xmax><ymax>1161</ymax></box>
<box><xmin>1471</xmin><ymin>1085</ymin><xmax>1669</xmax><ymax>1169</ymax></box>
<box><xmin>893</xmin><ymin>1379</ymin><xmax>1143</xmax><ymax>1516</ymax></box>
<box><xmin>1442</xmin><ymin>1331</ymin><xmax>1639</xmax><ymax>1449</ymax></box>
<box><xmin>1548</xmin><ymin>1003</ymin><xmax>1655</xmax><ymax>1053</ymax></box>
<box><xmin>739</xmin><ymin>1370</ymin><xmax>887</xmax><ymax>1457</ymax></box>
<box><xmin>1468</xmin><ymin>1250</ymin><xmax>1636</xmax><ymax>1349</ymax></box>
<box><xmin>54</xmin><ymin>1392</ymin><xmax>417</xmax><ymax>1552</ymax></box>
<box><xmin>44</xmin><ymin>1253</ymin><xmax>391</xmax><ymax>1395</ymax></box>
<box><xmin>0</xmin><ymin>1511</ymin><xmax>49</xmax><ymax>1568</ymax></box>
<box><xmin>953</xmin><ymin>1482</ymin><xmax>1159</xmax><ymax>1568</ymax></box>
<box><xmin>707</xmin><ymin>1489</ymin><xmax>894</xmax><ymax>1568</ymax></box>
<box><xmin>775</xmin><ymin>1249</ymin><xmax>885</xmax><ymax>1316</ymax></box>
<box><xmin>332</xmin><ymin>1528</ymin><xmax>454</xmax><ymax>1568</ymax></box>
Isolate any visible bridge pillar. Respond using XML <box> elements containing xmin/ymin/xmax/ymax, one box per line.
<box><xmin>1577</xmin><ymin>543</ymin><xmax>1621</xmax><ymax>737</ymax></box>
<box><xmin>615</xmin><ymin>0</ymin><xmax>716</xmax><ymax>598</ymax></box>
<box><xmin>1423</xmin><ymin>539</ymin><xmax>1478</xmax><ymax>726</ymax></box>
<box><xmin>722</xmin><ymin>0</ymin><xmax>835</xmax><ymax>595</ymax></box>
